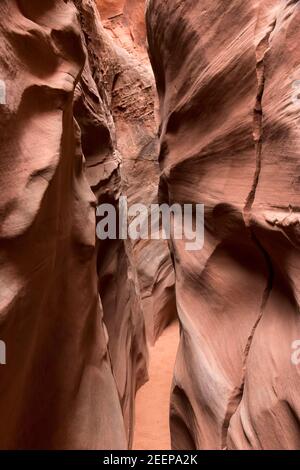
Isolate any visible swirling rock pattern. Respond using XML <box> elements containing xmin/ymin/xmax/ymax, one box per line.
<box><xmin>75</xmin><ymin>0</ymin><xmax>150</xmax><ymax>447</ymax></box>
<box><xmin>0</xmin><ymin>0</ymin><xmax>173</xmax><ymax>449</ymax></box>
<box><xmin>0</xmin><ymin>0</ymin><xmax>128</xmax><ymax>449</ymax></box>
<box><xmin>2</xmin><ymin>0</ymin><xmax>298</xmax><ymax>452</ymax></box>
<box><xmin>147</xmin><ymin>0</ymin><xmax>300</xmax><ymax>450</ymax></box>
<box><xmin>0</xmin><ymin>0</ymin><xmax>174</xmax><ymax>449</ymax></box>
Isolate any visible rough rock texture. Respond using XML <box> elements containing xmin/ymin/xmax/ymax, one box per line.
<box><xmin>96</xmin><ymin>0</ymin><xmax>176</xmax><ymax>343</ymax></box>
<box><xmin>96</xmin><ymin>0</ymin><xmax>148</xmax><ymax>63</ymax></box>
<box><xmin>147</xmin><ymin>0</ymin><xmax>300</xmax><ymax>450</ymax></box>
<box><xmin>74</xmin><ymin>0</ymin><xmax>150</xmax><ymax>446</ymax></box>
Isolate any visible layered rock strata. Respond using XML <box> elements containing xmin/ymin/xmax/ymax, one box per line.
<box><xmin>147</xmin><ymin>0</ymin><xmax>300</xmax><ymax>450</ymax></box>
<box><xmin>0</xmin><ymin>0</ymin><xmax>163</xmax><ymax>449</ymax></box>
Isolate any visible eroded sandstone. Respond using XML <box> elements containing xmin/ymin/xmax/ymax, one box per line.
<box><xmin>0</xmin><ymin>0</ymin><xmax>175</xmax><ymax>450</ymax></box>
<box><xmin>0</xmin><ymin>0</ymin><xmax>127</xmax><ymax>449</ymax></box>
<box><xmin>147</xmin><ymin>0</ymin><xmax>300</xmax><ymax>450</ymax></box>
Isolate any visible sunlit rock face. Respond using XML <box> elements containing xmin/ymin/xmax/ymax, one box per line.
<box><xmin>147</xmin><ymin>0</ymin><xmax>300</xmax><ymax>450</ymax></box>
<box><xmin>96</xmin><ymin>0</ymin><xmax>148</xmax><ymax>61</ymax></box>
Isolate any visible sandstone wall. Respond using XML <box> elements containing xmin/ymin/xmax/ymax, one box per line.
<box><xmin>0</xmin><ymin>0</ymin><xmax>127</xmax><ymax>449</ymax></box>
<box><xmin>147</xmin><ymin>0</ymin><xmax>300</xmax><ymax>450</ymax></box>
<box><xmin>0</xmin><ymin>0</ymin><xmax>176</xmax><ymax>449</ymax></box>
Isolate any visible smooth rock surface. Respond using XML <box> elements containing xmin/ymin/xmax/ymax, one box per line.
<box><xmin>0</xmin><ymin>0</ymin><xmax>127</xmax><ymax>449</ymax></box>
<box><xmin>147</xmin><ymin>0</ymin><xmax>300</xmax><ymax>450</ymax></box>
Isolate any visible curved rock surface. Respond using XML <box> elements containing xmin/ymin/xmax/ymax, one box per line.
<box><xmin>1</xmin><ymin>0</ymin><xmax>298</xmax><ymax>452</ymax></box>
<box><xmin>0</xmin><ymin>0</ymin><xmax>169</xmax><ymax>449</ymax></box>
<box><xmin>0</xmin><ymin>0</ymin><xmax>175</xmax><ymax>449</ymax></box>
<box><xmin>96</xmin><ymin>0</ymin><xmax>176</xmax><ymax>343</ymax></box>
<box><xmin>0</xmin><ymin>0</ymin><xmax>127</xmax><ymax>449</ymax></box>
<box><xmin>147</xmin><ymin>0</ymin><xmax>300</xmax><ymax>450</ymax></box>
<box><xmin>75</xmin><ymin>0</ymin><xmax>150</xmax><ymax>446</ymax></box>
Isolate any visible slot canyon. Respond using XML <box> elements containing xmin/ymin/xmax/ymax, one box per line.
<box><xmin>0</xmin><ymin>0</ymin><xmax>299</xmax><ymax>451</ymax></box>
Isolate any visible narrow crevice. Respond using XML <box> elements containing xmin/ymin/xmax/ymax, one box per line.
<box><xmin>221</xmin><ymin>231</ymin><xmax>274</xmax><ymax>449</ymax></box>
<box><xmin>244</xmin><ymin>16</ymin><xmax>277</xmax><ymax>217</ymax></box>
<box><xmin>221</xmin><ymin>15</ymin><xmax>277</xmax><ymax>449</ymax></box>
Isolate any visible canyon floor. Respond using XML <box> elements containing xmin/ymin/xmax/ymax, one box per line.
<box><xmin>133</xmin><ymin>321</ymin><xmax>179</xmax><ymax>450</ymax></box>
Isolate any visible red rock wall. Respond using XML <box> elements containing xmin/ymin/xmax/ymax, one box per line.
<box><xmin>75</xmin><ymin>0</ymin><xmax>151</xmax><ymax>446</ymax></box>
<box><xmin>0</xmin><ymin>0</ymin><xmax>175</xmax><ymax>449</ymax></box>
<box><xmin>147</xmin><ymin>0</ymin><xmax>300</xmax><ymax>450</ymax></box>
<box><xmin>2</xmin><ymin>0</ymin><xmax>298</xmax><ymax>452</ymax></box>
<box><xmin>97</xmin><ymin>0</ymin><xmax>147</xmax><ymax>61</ymax></box>
<box><xmin>96</xmin><ymin>0</ymin><xmax>176</xmax><ymax>343</ymax></box>
<box><xmin>0</xmin><ymin>0</ymin><xmax>127</xmax><ymax>449</ymax></box>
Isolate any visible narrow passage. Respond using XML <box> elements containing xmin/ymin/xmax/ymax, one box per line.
<box><xmin>133</xmin><ymin>320</ymin><xmax>179</xmax><ymax>450</ymax></box>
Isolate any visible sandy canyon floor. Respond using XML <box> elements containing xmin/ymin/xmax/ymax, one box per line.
<box><xmin>133</xmin><ymin>321</ymin><xmax>179</xmax><ymax>450</ymax></box>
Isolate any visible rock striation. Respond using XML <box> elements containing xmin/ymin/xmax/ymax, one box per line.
<box><xmin>147</xmin><ymin>0</ymin><xmax>300</xmax><ymax>450</ymax></box>
<box><xmin>0</xmin><ymin>0</ymin><xmax>176</xmax><ymax>450</ymax></box>
<box><xmin>0</xmin><ymin>0</ymin><xmax>168</xmax><ymax>449</ymax></box>
<box><xmin>0</xmin><ymin>0</ymin><xmax>128</xmax><ymax>449</ymax></box>
<box><xmin>95</xmin><ymin>0</ymin><xmax>176</xmax><ymax>343</ymax></box>
<box><xmin>1</xmin><ymin>0</ymin><xmax>298</xmax><ymax>452</ymax></box>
